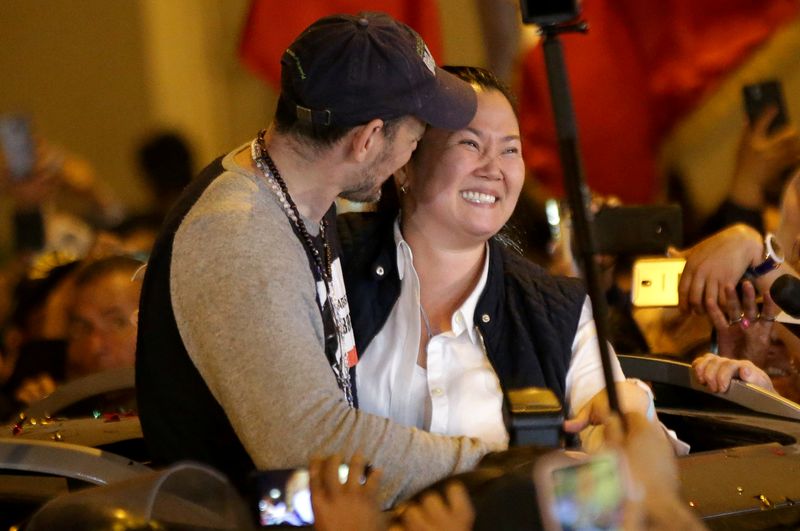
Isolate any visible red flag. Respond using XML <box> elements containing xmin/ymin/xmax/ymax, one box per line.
<box><xmin>239</xmin><ymin>0</ymin><xmax>443</xmax><ymax>89</ymax></box>
<box><xmin>619</xmin><ymin>0</ymin><xmax>800</xmax><ymax>135</ymax></box>
<box><xmin>520</xmin><ymin>0</ymin><xmax>800</xmax><ymax>203</ymax></box>
<box><xmin>519</xmin><ymin>3</ymin><xmax>659</xmax><ymax>203</ymax></box>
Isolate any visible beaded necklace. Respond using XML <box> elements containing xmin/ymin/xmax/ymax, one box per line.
<box><xmin>251</xmin><ymin>130</ymin><xmax>332</xmax><ymax>283</ymax></box>
<box><xmin>250</xmin><ymin>130</ymin><xmax>353</xmax><ymax>406</ymax></box>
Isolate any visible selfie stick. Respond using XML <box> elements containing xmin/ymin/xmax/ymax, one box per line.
<box><xmin>534</xmin><ymin>20</ymin><xmax>623</xmax><ymax>418</ymax></box>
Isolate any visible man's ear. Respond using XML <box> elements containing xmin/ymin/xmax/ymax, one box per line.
<box><xmin>350</xmin><ymin>118</ymin><xmax>385</xmax><ymax>163</ymax></box>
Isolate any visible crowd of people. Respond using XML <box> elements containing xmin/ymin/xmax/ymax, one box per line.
<box><xmin>2</xmin><ymin>8</ymin><xmax>800</xmax><ymax>530</ymax></box>
<box><xmin>0</xmin><ymin>132</ymin><xmax>192</xmax><ymax>418</ymax></box>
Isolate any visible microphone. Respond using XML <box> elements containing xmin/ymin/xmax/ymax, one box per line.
<box><xmin>769</xmin><ymin>274</ymin><xmax>800</xmax><ymax>319</ymax></box>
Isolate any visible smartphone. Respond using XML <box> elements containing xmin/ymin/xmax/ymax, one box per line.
<box><xmin>743</xmin><ymin>80</ymin><xmax>789</xmax><ymax>135</ymax></box>
<box><xmin>250</xmin><ymin>465</ymin><xmax>349</xmax><ymax>527</ymax></box>
<box><xmin>631</xmin><ymin>257</ymin><xmax>686</xmax><ymax>307</ymax></box>
<box><xmin>0</xmin><ymin>114</ymin><xmax>35</xmax><ymax>182</ymax></box>
<box><xmin>593</xmin><ymin>205</ymin><xmax>683</xmax><ymax>255</ymax></box>
<box><xmin>534</xmin><ymin>450</ymin><xmax>629</xmax><ymax>531</ymax></box>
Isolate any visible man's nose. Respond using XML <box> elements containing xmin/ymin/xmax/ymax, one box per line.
<box><xmin>84</xmin><ymin>328</ymin><xmax>108</xmax><ymax>354</ymax></box>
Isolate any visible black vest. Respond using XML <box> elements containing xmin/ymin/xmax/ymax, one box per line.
<box><xmin>338</xmin><ymin>212</ymin><xmax>586</xmax><ymax>407</ymax></box>
<box><xmin>135</xmin><ymin>157</ymin><xmax>255</xmax><ymax>489</ymax></box>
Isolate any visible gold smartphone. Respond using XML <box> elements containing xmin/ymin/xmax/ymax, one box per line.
<box><xmin>631</xmin><ymin>257</ymin><xmax>686</xmax><ymax>307</ymax></box>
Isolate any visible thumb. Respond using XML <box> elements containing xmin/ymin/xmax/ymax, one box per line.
<box><xmin>753</xmin><ymin>106</ymin><xmax>779</xmax><ymax>136</ymax></box>
<box><xmin>667</xmin><ymin>246</ymin><xmax>685</xmax><ymax>258</ymax></box>
<box><xmin>563</xmin><ymin>407</ymin><xmax>590</xmax><ymax>434</ymax></box>
<box><xmin>603</xmin><ymin>413</ymin><xmax>624</xmax><ymax>446</ymax></box>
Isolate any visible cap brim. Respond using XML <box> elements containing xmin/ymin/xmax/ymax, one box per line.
<box><xmin>415</xmin><ymin>67</ymin><xmax>478</xmax><ymax>130</ymax></box>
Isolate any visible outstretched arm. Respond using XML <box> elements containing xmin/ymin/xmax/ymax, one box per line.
<box><xmin>692</xmin><ymin>353</ymin><xmax>774</xmax><ymax>393</ymax></box>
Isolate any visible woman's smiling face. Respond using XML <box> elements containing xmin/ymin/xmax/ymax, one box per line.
<box><xmin>402</xmin><ymin>86</ymin><xmax>524</xmax><ymax>247</ymax></box>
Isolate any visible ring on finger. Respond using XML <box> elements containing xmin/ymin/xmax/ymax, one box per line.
<box><xmin>728</xmin><ymin>313</ymin><xmax>745</xmax><ymax>326</ymax></box>
<box><xmin>758</xmin><ymin>313</ymin><xmax>777</xmax><ymax>322</ymax></box>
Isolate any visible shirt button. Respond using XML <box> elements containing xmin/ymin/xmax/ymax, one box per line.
<box><xmin>455</xmin><ymin>314</ymin><xmax>463</xmax><ymax>324</ymax></box>
<box><xmin>375</xmin><ymin>266</ymin><xmax>385</xmax><ymax>276</ymax></box>
<box><xmin>432</xmin><ymin>387</ymin><xmax>444</xmax><ymax>396</ymax></box>
<box><xmin>481</xmin><ymin>313</ymin><xmax>491</xmax><ymax>323</ymax></box>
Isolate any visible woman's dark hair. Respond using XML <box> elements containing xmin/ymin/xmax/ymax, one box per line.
<box><xmin>442</xmin><ymin>65</ymin><xmax>519</xmax><ymax>117</ymax></box>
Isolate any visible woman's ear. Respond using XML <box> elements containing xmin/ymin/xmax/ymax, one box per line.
<box><xmin>397</xmin><ymin>162</ymin><xmax>422</xmax><ymax>197</ymax></box>
<box><xmin>394</xmin><ymin>164</ymin><xmax>409</xmax><ymax>194</ymax></box>
<box><xmin>350</xmin><ymin>118</ymin><xmax>385</xmax><ymax>163</ymax></box>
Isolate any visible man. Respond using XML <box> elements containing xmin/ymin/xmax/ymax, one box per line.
<box><xmin>66</xmin><ymin>256</ymin><xmax>142</xmax><ymax>379</ymax></box>
<box><xmin>136</xmin><ymin>12</ymin><xmax>493</xmax><ymax>505</ymax></box>
<box><xmin>12</xmin><ymin>255</ymin><xmax>142</xmax><ymax>407</ymax></box>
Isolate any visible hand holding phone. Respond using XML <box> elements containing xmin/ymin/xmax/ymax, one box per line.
<box><xmin>743</xmin><ymin>80</ymin><xmax>789</xmax><ymax>135</ymax></box>
<box><xmin>602</xmin><ymin>413</ymin><xmax>701</xmax><ymax>530</ymax></box>
<box><xmin>534</xmin><ymin>450</ymin><xmax>629</xmax><ymax>531</ymax></box>
<box><xmin>738</xmin><ymin>80</ymin><xmax>799</xmax><ymax>206</ymax></box>
<box><xmin>251</xmin><ymin>456</ymin><xmax>379</xmax><ymax>529</ymax></box>
<box><xmin>309</xmin><ymin>455</ymin><xmax>382</xmax><ymax>531</ymax></box>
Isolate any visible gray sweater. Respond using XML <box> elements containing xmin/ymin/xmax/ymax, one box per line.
<box><xmin>169</xmin><ymin>147</ymin><xmax>498</xmax><ymax>505</ymax></box>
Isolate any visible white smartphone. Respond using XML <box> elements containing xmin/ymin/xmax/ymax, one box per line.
<box><xmin>534</xmin><ymin>450</ymin><xmax>629</xmax><ymax>531</ymax></box>
<box><xmin>631</xmin><ymin>257</ymin><xmax>686</xmax><ymax>307</ymax></box>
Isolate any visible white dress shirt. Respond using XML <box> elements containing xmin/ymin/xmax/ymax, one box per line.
<box><xmin>356</xmin><ymin>221</ymin><xmax>626</xmax><ymax>447</ymax></box>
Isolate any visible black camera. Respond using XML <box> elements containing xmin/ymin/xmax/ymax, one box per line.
<box><xmin>519</xmin><ymin>0</ymin><xmax>581</xmax><ymax>25</ymax></box>
<box><xmin>592</xmin><ymin>205</ymin><xmax>683</xmax><ymax>255</ymax></box>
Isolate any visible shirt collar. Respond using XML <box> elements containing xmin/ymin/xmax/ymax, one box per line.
<box><xmin>393</xmin><ymin>216</ymin><xmax>491</xmax><ymax>344</ymax></box>
<box><xmin>452</xmin><ymin>243</ymin><xmax>490</xmax><ymax>342</ymax></box>
<box><xmin>393</xmin><ymin>217</ymin><xmax>412</xmax><ymax>281</ymax></box>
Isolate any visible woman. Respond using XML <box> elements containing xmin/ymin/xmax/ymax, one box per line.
<box><xmin>339</xmin><ymin>67</ymin><xmax>660</xmax><ymax>449</ymax></box>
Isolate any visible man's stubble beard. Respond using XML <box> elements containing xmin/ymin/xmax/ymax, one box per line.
<box><xmin>339</xmin><ymin>141</ymin><xmax>395</xmax><ymax>203</ymax></box>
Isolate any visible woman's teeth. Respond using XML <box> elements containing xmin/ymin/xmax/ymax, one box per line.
<box><xmin>461</xmin><ymin>191</ymin><xmax>497</xmax><ymax>204</ymax></box>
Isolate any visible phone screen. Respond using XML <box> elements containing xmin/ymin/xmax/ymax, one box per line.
<box><xmin>252</xmin><ymin>465</ymin><xmax>349</xmax><ymax>527</ymax></box>
<box><xmin>743</xmin><ymin>81</ymin><xmax>789</xmax><ymax>135</ymax></box>
<box><xmin>0</xmin><ymin>114</ymin><xmax>35</xmax><ymax>182</ymax></box>
<box><xmin>548</xmin><ymin>453</ymin><xmax>626</xmax><ymax>531</ymax></box>
<box><xmin>545</xmin><ymin>198</ymin><xmax>563</xmax><ymax>242</ymax></box>
<box><xmin>632</xmin><ymin>258</ymin><xmax>686</xmax><ymax>307</ymax></box>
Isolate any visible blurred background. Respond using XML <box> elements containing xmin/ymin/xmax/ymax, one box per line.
<box><xmin>0</xmin><ymin>0</ymin><xmax>485</xmax><ymax>233</ymax></box>
<box><xmin>1</xmin><ymin>0</ymin><xmax>799</xmax><ymax>256</ymax></box>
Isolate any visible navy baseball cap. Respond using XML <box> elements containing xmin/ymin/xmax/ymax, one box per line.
<box><xmin>278</xmin><ymin>12</ymin><xmax>477</xmax><ymax>130</ymax></box>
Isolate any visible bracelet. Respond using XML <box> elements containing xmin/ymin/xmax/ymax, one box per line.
<box><xmin>746</xmin><ymin>232</ymin><xmax>784</xmax><ymax>278</ymax></box>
